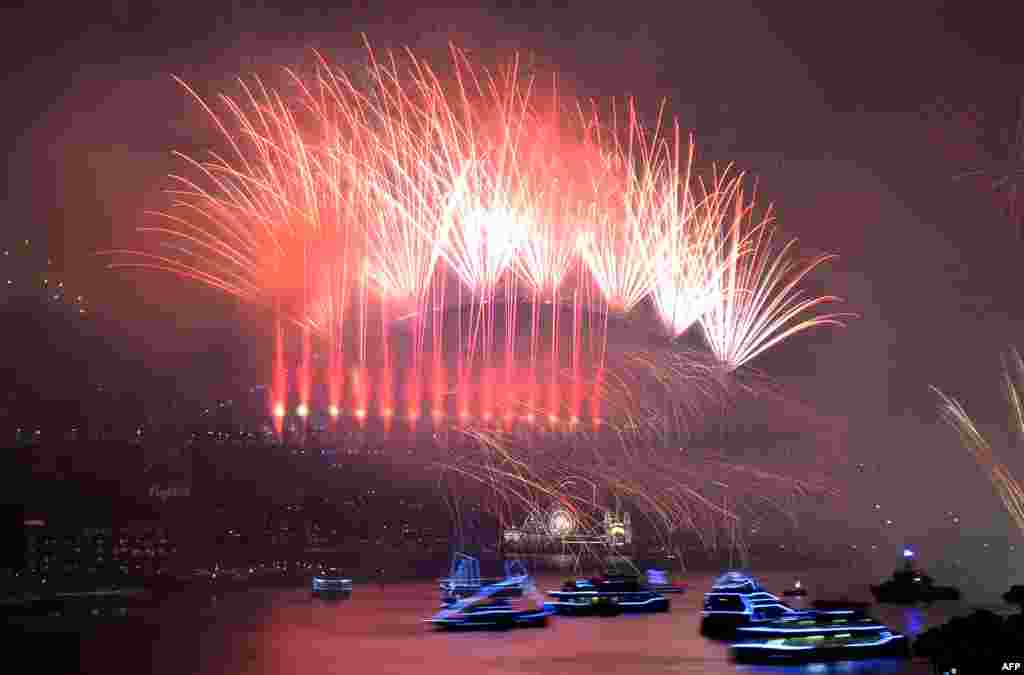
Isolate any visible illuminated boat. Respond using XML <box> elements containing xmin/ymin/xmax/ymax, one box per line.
<box><xmin>427</xmin><ymin>577</ymin><xmax>552</xmax><ymax>630</ymax></box>
<box><xmin>730</xmin><ymin>611</ymin><xmax>909</xmax><ymax>663</ymax></box>
<box><xmin>545</xmin><ymin>574</ymin><xmax>670</xmax><ymax>615</ymax></box>
<box><xmin>645</xmin><ymin>569</ymin><xmax>688</xmax><ymax>595</ymax></box>
<box><xmin>701</xmin><ymin>572</ymin><xmax>809</xmax><ymax>634</ymax></box>
<box><xmin>311</xmin><ymin>568</ymin><xmax>352</xmax><ymax>597</ymax></box>
<box><xmin>439</xmin><ymin>555</ymin><xmax>526</xmax><ymax>606</ymax></box>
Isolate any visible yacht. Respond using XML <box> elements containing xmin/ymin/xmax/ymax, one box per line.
<box><xmin>731</xmin><ymin>610</ymin><xmax>909</xmax><ymax>662</ymax></box>
<box><xmin>427</xmin><ymin>576</ymin><xmax>552</xmax><ymax>630</ymax></box>
<box><xmin>701</xmin><ymin>572</ymin><xmax>808</xmax><ymax>634</ymax></box>
<box><xmin>439</xmin><ymin>555</ymin><xmax>526</xmax><ymax>606</ymax></box>
<box><xmin>546</xmin><ymin>574</ymin><xmax>670</xmax><ymax>615</ymax></box>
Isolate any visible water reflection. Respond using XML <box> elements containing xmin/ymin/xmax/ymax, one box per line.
<box><xmin>902</xmin><ymin>606</ymin><xmax>925</xmax><ymax>636</ymax></box>
<box><xmin>70</xmin><ymin>570</ymin><xmax>950</xmax><ymax>674</ymax></box>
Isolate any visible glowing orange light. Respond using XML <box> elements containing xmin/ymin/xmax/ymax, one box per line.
<box><xmin>328</xmin><ymin>405</ymin><xmax>340</xmax><ymax>418</ymax></box>
<box><xmin>273</xmin><ymin>403</ymin><xmax>285</xmax><ymax>418</ymax></box>
<box><xmin>355</xmin><ymin>409</ymin><xmax>366</xmax><ymax>419</ymax></box>
<box><xmin>296</xmin><ymin>403</ymin><xmax>309</xmax><ymax>418</ymax></box>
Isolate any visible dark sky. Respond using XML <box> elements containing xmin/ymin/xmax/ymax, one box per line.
<box><xmin>4</xmin><ymin>0</ymin><xmax>1024</xmax><ymax>576</ymax></box>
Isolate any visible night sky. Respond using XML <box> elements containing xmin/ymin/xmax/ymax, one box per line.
<box><xmin>4</xmin><ymin>1</ymin><xmax>1024</xmax><ymax>584</ymax></box>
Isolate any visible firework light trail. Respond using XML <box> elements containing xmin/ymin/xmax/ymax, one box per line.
<box><xmin>698</xmin><ymin>172</ymin><xmax>853</xmax><ymax>371</ymax></box>
<box><xmin>933</xmin><ymin>348</ymin><xmax>1024</xmax><ymax>536</ymax></box>
<box><xmin>105</xmin><ymin>39</ymin><xmax>851</xmax><ymax>555</ymax></box>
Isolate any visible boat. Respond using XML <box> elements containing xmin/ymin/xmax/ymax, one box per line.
<box><xmin>427</xmin><ymin>576</ymin><xmax>552</xmax><ymax>630</ymax></box>
<box><xmin>545</xmin><ymin>574</ymin><xmax>670</xmax><ymax>615</ymax></box>
<box><xmin>439</xmin><ymin>554</ymin><xmax>526</xmax><ymax>606</ymax></box>
<box><xmin>730</xmin><ymin>610</ymin><xmax>909</xmax><ymax>663</ymax></box>
<box><xmin>870</xmin><ymin>556</ymin><xmax>960</xmax><ymax>604</ymax></box>
<box><xmin>701</xmin><ymin>572</ymin><xmax>809</xmax><ymax>635</ymax></box>
<box><xmin>645</xmin><ymin>569</ymin><xmax>688</xmax><ymax>594</ymax></box>
<box><xmin>311</xmin><ymin>568</ymin><xmax>352</xmax><ymax>597</ymax></box>
<box><xmin>782</xmin><ymin>579</ymin><xmax>808</xmax><ymax>597</ymax></box>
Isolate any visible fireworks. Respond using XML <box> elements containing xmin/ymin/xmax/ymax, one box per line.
<box><xmin>106</xmin><ymin>40</ymin><xmax>851</xmax><ymax>558</ymax></box>
<box><xmin>933</xmin><ymin>348</ymin><xmax>1024</xmax><ymax>535</ymax></box>
<box><xmin>699</xmin><ymin>174</ymin><xmax>852</xmax><ymax>371</ymax></box>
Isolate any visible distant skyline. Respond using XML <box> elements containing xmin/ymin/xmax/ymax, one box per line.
<box><xmin>4</xmin><ymin>1</ymin><xmax>1024</xmax><ymax>585</ymax></box>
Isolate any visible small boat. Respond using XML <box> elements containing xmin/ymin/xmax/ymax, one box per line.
<box><xmin>427</xmin><ymin>577</ymin><xmax>552</xmax><ymax>630</ymax></box>
<box><xmin>645</xmin><ymin>569</ymin><xmax>688</xmax><ymax>594</ymax></box>
<box><xmin>730</xmin><ymin>610</ymin><xmax>909</xmax><ymax>663</ymax></box>
<box><xmin>546</xmin><ymin>574</ymin><xmax>670</xmax><ymax>615</ymax></box>
<box><xmin>783</xmin><ymin>579</ymin><xmax>808</xmax><ymax>597</ymax></box>
<box><xmin>702</xmin><ymin>572</ymin><xmax>809</xmax><ymax>635</ymax></box>
<box><xmin>311</xmin><ymin>568</ymin><xmax>352</xmax><ymax>597</ymax></box>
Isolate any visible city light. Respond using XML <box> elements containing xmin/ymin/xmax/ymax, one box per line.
<box><xmin>296</xmin><ymin>403</ymin><xmax>309</xmax><ymax>418</ymax></box>
<box><xmin>273</xmin><ymin>403</ymin><xmax>285</xmax><ymax>418</ymax></box>
<box><xmin>328</xmin><ymin>405</ymin><xmax>340</xmax><ymax>418</ymax></box>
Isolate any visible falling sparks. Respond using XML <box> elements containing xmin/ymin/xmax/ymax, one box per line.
<box><xmin>933</xmin><ymin>348</ymin><xmax>1024</xmax><ymax>536</ymax></box>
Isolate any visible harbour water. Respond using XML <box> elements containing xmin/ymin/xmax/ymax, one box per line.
<box><xmin>35</xmin><ymin>569</ymin><xmax>1011</xmax><ymax>674</ymax></box>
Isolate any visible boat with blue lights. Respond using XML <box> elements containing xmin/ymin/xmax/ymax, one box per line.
<box><xmin>427</xmin><ymin>576</ymin><xmax>553</xmax><ymax>630</ymax></box>
<box><xmin>311</xmin><ymin>568</ymin><xmax>352</xmax><ymax>597</ymax></box>
<box><xmin>644</xmin><ymin>569</ymin><xmax>688</xmax><ymax>595</ymax></box>
<box><xmin>701</xmin><ymin>572</ymin><xmax>808</xmax><ymax>634</ymax></box>
<box><xmin>730</xmin><ymin>610</ymin><xmax>909</xmax><ymax>663</ymax></box>
<box><xmin>545</xmin><ymin>574</ymin><xmax>670</xmax><ymax>615</ymax></box>
<box><xmin>439</xmin><ymin>554</ymin><xmax>527</xmax><ymax>606</ymax></box>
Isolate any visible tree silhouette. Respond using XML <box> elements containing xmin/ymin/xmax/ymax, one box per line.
<box><xmin>1004</xmin><ymin>584</ymin><xmax>1024</xmax><ymax>613</ymax></box>
<box><xmin>955</xmin><ymin>96</ymin><xmax>1024</xmax><ymax>239</ymax></box>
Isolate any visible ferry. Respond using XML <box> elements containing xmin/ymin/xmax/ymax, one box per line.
<box><xmin>871</xmin><ymin>562</ymin><xmax>960</xmax><ymax>603</ymax></box>
<box><xmin>731</xmin><ymin>610</ymin><xmax>909</xmax><ymax>663</ymax></box>
<box><xmin>545</xmin><ymin>574</ymin><xmax>670</xmax><ymax>615</ymax></box>
<box><xmin>311</xmin><ymin>568</ymin><xmax>352</xmax><ymax>597</ymax></box>
<box><xmin>701</xmin><ymin>572</ymin><xmax>808</xmax><ymax>634</ymax></box>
